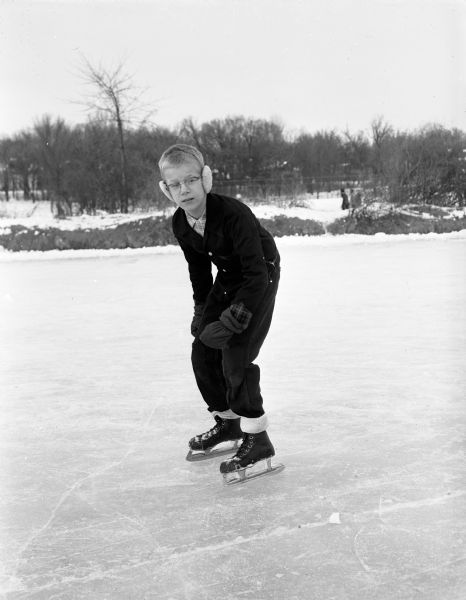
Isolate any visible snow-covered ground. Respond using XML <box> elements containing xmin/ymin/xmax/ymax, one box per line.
<box><xmin>1</xmin><ymin>234</ymin><xmax>465</xmax><ymax>599</ymax></box>
<box><xmin>246</xmin><ymin>194</ymin><xmax>345</xmax><ymax>223</ymax></box>
<box><xmin>0</xmin><ymin>194</ymin><xmax>346</xmax><ymax>234</ymax></box>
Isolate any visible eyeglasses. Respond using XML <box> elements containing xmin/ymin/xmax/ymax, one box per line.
<box><xmin>164</xmin><ymin>176</ymin><xmax>202</xmax><ymax>194</ymax></box>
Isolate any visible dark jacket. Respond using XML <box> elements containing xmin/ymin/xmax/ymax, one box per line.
<box><xmin>172</xmin><ymin>192</ymin><xmax>278</xmax><ymax>314</ymax></box>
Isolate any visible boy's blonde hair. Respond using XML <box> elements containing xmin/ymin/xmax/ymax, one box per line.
<box><xmin>158</xmin><ymin>144</ymin><xmax>205</xmax><ymax>175</ymax></box>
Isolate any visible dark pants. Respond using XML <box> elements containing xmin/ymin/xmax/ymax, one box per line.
<box><xmin>191</xmin><ymin>262</ymin><xmax>280</xmax><ymax>419</ymax></box>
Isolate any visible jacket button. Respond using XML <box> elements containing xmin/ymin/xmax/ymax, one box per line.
<box><xmin>208</xmin><ymin>252</ymin><xmax>213</xmax><ymax>256</ymax></box>
<box><xmin>222</xmin><ymin>268</ymin><xmax>226</xmax><ymax>272</ymax></box>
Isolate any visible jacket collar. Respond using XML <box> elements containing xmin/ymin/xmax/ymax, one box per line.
<box><xmin>175</xmin><ymin>193</ymin><xmax>224</xmax><ymax>244</ymax></box>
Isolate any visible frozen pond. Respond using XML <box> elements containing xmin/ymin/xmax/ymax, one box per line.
<box><xmin>1</xmin><ymin>235</ymin><xmax>465</xmax><ymax>599</ymax></box>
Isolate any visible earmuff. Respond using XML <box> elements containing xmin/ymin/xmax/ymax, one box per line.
<box><xmin>159</xmin><ymin>165</ymin><xmax>213</xmax><ymax>199</ymax></box>
<box><xmin>201</xmin><ymin>165</ymin><xmax>213</xmax><ymax>193</ymax></box>
<box><xmin>158</xmin><ymin>180</ymin><xmax>172</xmax><ymax>200</ymax></box>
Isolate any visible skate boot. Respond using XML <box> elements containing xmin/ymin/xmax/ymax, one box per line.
<box><xmin>186</xmin><ymin>416</ymin><xmax>242</xmax><ymax>461</ymax></box>
<box><xmin>220</xmin><ymin>431</ymin><xmax>284</xmax><ymax>484</ymax></box>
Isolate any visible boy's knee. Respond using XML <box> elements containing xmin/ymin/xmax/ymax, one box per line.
<box><xmin>223</xmin><ymin>360</ymin><xmax>259</xmax><ymax>389</ymax></box>
<box><xmin>191</xmin><ymin>337</ymin><xmax>220</xmax><ymax>368</ymax></box>
<box><xmin>224</xmin><ymin>367</ymin><xmax>244</xmax><ymax>388</ymax></box>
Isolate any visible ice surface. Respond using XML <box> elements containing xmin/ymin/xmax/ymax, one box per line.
<box><xmin>1</xmin><ymin>236</ymin><xmax>465</xmax><ymax>599</ymax></box>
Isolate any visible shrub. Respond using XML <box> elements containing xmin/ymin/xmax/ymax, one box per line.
<box><xmin>0</xmin><ymin>217</ymin><xmax>176</xmax><ymax>252</ymax></box>
<box><xmin>259</xmin><ymin>216</ymin><xmax>325</xmax><ymax>237</ymax></box>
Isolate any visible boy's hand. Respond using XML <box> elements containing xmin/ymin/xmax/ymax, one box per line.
<box><xmin>199</xmin><ymin>321</ymin><xmax>233</xmax><ymax>349</ymax></box>
<box><xmin>191</xmin><ymin>302</ymin><xmax>205</xmax><ymax>337</ymax></box>
<box><xmin>198</xmin><ymin>303</ymin><xmax>253</xmax><ymax>349</ymax></box>
<box><xmin>219</xmin><ymin>303</ymin><xmax>252</xmax><ymax>333</ymax></box>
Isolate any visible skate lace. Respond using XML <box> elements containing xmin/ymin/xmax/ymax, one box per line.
<box><xmin>200</xmin><ymin>422</ymin><xmax>222</xmax><ymax>441</ymax></box>
<box><xmin>236</xmin><ymin>434</ymin><xmax>254</xmax><ymax>459</ymax></box>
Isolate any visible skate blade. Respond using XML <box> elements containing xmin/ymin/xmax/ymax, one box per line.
<box><xmin>186</xmin><ymin>439</ymin><xmax>240</xmax><ymax>462</ymax></box>
<box><xmin>223</xmin><ymin>457</ymin><xmax>285</xmax><ymax>485</ymax></box>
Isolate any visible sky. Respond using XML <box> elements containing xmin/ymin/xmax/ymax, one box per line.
<box><xmin>1</xmin><ymin>0</ymin><xmax>465</xmax><ymax>138</ymax></box>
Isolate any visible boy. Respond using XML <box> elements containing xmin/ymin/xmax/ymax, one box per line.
<box><xmin>158</xmin><ymin>144</ymin><xmax>280</xmax><ymax>479</ymax></box>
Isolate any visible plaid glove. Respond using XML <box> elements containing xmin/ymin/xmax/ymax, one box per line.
<box><xmin>219</xmin><ymin>303</ymin><xmax>252</xmax><ymax>333</ymax></box>
<box><xmin>191</xmin><ymin>302</ymin><xmax>205</xmax><ymax>337</ymax></box>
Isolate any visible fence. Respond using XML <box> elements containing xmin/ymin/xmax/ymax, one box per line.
<box><xmin>212</xmin><ymin>175</ymin><xmax>365</xmax><ymax>202</ymax></box>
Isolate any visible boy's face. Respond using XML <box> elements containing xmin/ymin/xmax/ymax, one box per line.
<box><xmin>161</xmin><ymin>157</ymin><xmax>207</xmax><ymax>217</ymax></box>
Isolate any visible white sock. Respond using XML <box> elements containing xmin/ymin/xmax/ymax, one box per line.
<box><xmin>241</xmin><ymin>414</ymin><xmax>268</xmax><ymax>434</ymax></box>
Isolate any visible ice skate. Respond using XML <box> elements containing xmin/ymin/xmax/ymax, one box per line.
<box><xmin>220</xmin><ymin>431</ymin><xmax>285</xmax><ymax>484</ymax></box>
<box><xmin>186</xmin><ymin>416</ymin><xmax>242</xmax><ymax>461</ymax></box>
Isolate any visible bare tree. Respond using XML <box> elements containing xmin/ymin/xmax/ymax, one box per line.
<box><xmin>343</xmin><ymin>129</ymin><xmax>370</xmax><ymax>175</ymax></box>
<box><xmin>0</xmin><ymin>137</ymin><xmax>14</xmax><ymax>200</ymax></box>
<box><xmin>180</xmin><ymin>117</ymin><xmax>205</xmax><ymax>155</ymax></box>
<box><xmin>33</xmin><ymin>115</ymin><xmax>74</xmax><ymax>215</ymax></box>
<box><xmin>370</xmin><ymin>116</ymin><xmax>394</xmax><ymax>180</ymax></box>
<box><xmin>77</xmin><ymin>57</ymin><xmax>156</xmax><ymax>213</ymax></box>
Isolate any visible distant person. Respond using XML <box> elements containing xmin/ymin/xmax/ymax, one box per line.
<box><xmin>340</xmin><ymin>188</ymin><xmax>350</xmax><ymax>210</ymax></box>
<box><xmin>157</xmin><ymin>144</ymin><xmax>281</xmax><ymax>483</ymax></box>
<box><xmin>351</xmin><ymin>189</ymin><xmax>362</xmax><ymax>214</ymax></box>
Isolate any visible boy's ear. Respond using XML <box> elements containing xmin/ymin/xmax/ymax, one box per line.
<box><xmin>159</xmin><ymin>180</ymin><xmax>172</xmax><ymax>200</ymax></box>
<box><xmin>202</xmin><ymin>165</ymin><xmax>213</xmax><ymax>193</ymax></box>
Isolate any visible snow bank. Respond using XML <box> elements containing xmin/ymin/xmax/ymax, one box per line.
<box><xmin>0</xmin><ymin>209</ymin><xmax>170</xmax><ymax>234</ymax></box>
<box><xmin>250</xmin><ymin>194</ymin><xmax>343</xmax><ymax>223</ymax></box>
<box><xmin>0</xmin><ymin>195</ymin><xmax>344</xmax><ymax>234</ymax></box>
<box><xmin>1</xmin><ymin>230</ymin><xmax>465</xmax><ymax>263</ymax></box>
